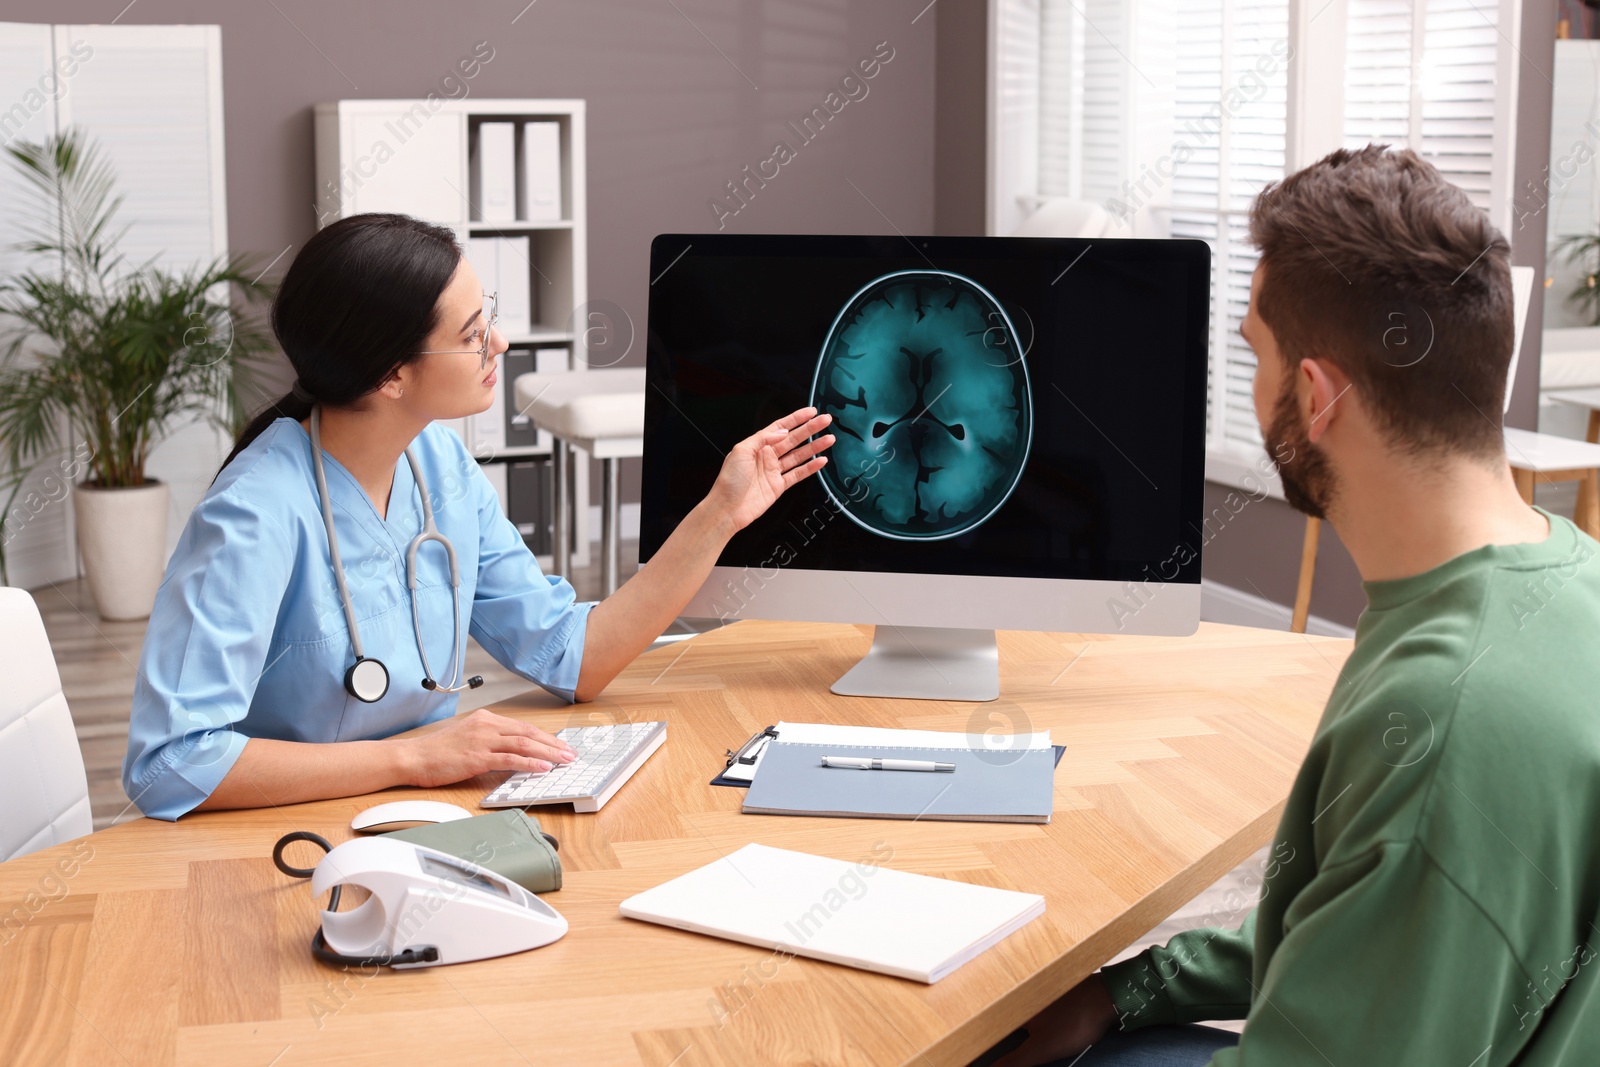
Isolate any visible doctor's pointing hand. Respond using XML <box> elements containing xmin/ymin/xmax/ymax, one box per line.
<box><xmin>121</xmin><ymin>212</ymin><xmax>833</xmax><ymax>820</ymax></box>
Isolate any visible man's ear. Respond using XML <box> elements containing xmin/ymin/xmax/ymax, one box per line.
<box><xmin>1299</xmin><ymin>357</ymin><xmax>1349</xmax><ymax>445</ymax></box>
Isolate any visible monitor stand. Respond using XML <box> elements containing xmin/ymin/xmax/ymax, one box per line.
<box><xmin>830</xmin><ymin>626</ymin><xmax>999</xmax><ymax>702</ymax></box>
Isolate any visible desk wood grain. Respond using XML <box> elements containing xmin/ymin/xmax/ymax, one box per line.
<box><xmin>0</xmin><ymin>620</ymin><xmax>1350</xmax><ymax>1067</ymax></box>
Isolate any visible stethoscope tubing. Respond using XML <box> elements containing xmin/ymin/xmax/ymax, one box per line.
<box><xmin>309</xmin><ymin>407</ymin><xmax>476</xmax><ymax>700</ymax></box>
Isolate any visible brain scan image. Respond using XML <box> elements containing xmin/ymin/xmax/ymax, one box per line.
<box><xmin>810</xmin><ymin>270</ymin><xmax>1033</xmax><ymax>540</ymax></box>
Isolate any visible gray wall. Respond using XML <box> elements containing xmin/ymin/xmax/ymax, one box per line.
<box><xmin>934</xmin><ymin>0</ymin><xmax>987</xmax><ymax>237</ymax></box>
<box><xmin>28</xmin><ymin>0</ymin><xmax>942</xmax><ymax>509</ymax></box>
<box><xmin>1508</xmin><ymin>0</ymin><xmax>1558</xmax><ymax>433</ymax></box>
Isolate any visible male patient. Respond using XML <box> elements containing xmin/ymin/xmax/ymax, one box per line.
<box><xmin>990</xmin><ymin>145</ymin><xmax>1600</xmax><ymax>1066</ymax></box>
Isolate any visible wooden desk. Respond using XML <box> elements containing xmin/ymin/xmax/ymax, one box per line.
<box><xmin>0</xmin><ymin>620</ymin><xmax>1350</xmax><ymax>1067</ymax></box>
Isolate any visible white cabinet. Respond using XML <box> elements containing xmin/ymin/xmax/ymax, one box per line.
<box><xmin>329</xmin><ymin>107</ymin><xmax>467</xmax><ymax>223</ymax></box>
<box><xmin>314</xmin><ymin>98</ymin><xmax>591</xmax><ymax>569</ymax></box>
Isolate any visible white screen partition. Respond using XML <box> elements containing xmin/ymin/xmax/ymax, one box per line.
<box><xmin>53</xmin><ymin>24</ymin><xmax>231</xmax><ymax>564</ymax></box>
<box><xmin>0</xmin><ymin>22</ymin><xmax>75</xmax><ymax>586</ymax></box>
<box><xmin>0</xmin><ymin>22</ymin><xmax>230</xmax><ymax>586</ymax></box>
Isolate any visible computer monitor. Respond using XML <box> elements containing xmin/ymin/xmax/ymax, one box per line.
<box><xmin>640</xmin><ymin>234</ymin><xmax>1210</xmax><ymax>701</ymax></box>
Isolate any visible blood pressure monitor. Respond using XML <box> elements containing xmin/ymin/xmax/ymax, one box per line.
<box><xmin>306</xmin><ymin>836</ymin><xmax>568</xmax><ymax>968</ymax></box>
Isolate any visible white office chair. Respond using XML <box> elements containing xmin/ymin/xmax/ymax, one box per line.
<box><xmin>1011</xmin><ymin>196</ymin><xmax>1168</xmax><ymax>239</ymax></box>
<box><xmin>0</xmin><ymin>587</ymin><xmax>92</xmax><ymax>861</ymax></box>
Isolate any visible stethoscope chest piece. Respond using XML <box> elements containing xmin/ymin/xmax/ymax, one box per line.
<box><xmin>346</xmin><ymin>656</ymin><xmax>390</xmax><ymax>703</ymax></box>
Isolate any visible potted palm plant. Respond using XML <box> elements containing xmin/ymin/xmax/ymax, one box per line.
<box><xmin>1553</xmin><ymin>231</ymin><xmax>1600</xmax><ymax>325</ymax></box>
<box><xmin>0</xmin><ymin>127</ymin><xmax>274</xmax><ymax>619</ymax></box>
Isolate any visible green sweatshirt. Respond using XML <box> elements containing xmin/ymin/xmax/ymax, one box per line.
<box><xmin>1100</xmin><ymin>508</ymin><xmax>1600</xmax><ymax>1066</ymax></box>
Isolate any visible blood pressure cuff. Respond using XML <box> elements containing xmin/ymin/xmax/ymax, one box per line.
<box><xmin>381</xmin><ymin>810</ymin><xmax>562</xmax><ymax>894</ymax></box>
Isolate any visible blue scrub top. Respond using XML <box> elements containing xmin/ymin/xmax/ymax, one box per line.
<box><xmin>122</xmin><ymin>417</ymin><xmax>595</xmax><ymax>821</ymax></box>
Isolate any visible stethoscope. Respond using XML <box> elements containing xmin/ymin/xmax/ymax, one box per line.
<box><xmin>309</xmin><ymin>406</ymin><xmax>483</xmax><ymax>703</ymax></box>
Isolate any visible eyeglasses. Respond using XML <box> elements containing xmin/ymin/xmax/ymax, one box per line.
<box><xmin>419</xmin><ymin>292</ymin><xmax>499</xmax><ymax>369</ymax></box>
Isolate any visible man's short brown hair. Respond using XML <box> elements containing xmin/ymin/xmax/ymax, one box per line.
<box><xmin>1248</xmin><ymin>145</ymin><xmax>1512</xmax><ymax>459</ymax></box>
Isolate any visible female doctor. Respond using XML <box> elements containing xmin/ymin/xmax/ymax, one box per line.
<box><xmin>121</xmin><ymin>213</ymin><xmax>834</xmax><ymax>820</ymax></box>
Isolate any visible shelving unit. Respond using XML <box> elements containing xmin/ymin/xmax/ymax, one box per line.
<box><xmin>313</xmin><ymin>98</ymin><xmax>590</xmax><ymax>568</ymax></box>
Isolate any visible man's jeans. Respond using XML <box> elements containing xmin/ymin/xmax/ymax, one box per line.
<box><xmin>1050</xmin><ymin>1024</ymin><xmax>1240</xmax><ymax>1066</ymax></box>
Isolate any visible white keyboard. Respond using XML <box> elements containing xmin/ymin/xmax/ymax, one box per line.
<box><xmin>480</xmin><ymin>721</ymin><xmax>666</xmax><ymax>813</ymax></box>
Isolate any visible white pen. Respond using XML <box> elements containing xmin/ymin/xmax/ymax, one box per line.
<box><xmin>820</xmin><ymin>755</ymin><xmax>956</xmax><ymax>772</ymax></box>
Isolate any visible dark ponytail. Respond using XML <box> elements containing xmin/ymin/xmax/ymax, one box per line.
<box><xmin>219</xmin><ymin>212</ymin><xmax>463</xmax><ymax>475</ymax></box>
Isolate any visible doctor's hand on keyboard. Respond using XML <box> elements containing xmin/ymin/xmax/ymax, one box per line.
<box><xmin>397</xmin><ymin>708</ymin><xmax>580</xmax><ymax>789</ymax></box>
<box><xmin>480</xmin><ymin>722</ymin><xmax>668</xmax><ymax>812</ymax></box>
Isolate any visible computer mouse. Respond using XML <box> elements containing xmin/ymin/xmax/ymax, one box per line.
<box><xmin>351</xmin><ymin>800</ymin><xmax>474</xmax><ymax>832</ymax></box>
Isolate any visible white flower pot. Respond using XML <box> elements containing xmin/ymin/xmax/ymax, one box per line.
<box><xmin>73</xmin><ymin>481</ymin><xmax>169</xmax><ymax>621</ymax></box>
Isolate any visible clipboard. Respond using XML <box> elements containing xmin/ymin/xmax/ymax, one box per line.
<box><xmin>710</xmin><ymin>724</ymin><xmax>1066</xmax><ymax>788</ymax></box>
<box><xmin>710</xmin><ymin>726</ymin><xmax>778</xmax><ymax>787</ymax></box>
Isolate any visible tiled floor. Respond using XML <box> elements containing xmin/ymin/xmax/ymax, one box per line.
<box><xmin>34</xmin><ymin>537</ymin><xmax>1264</xmax><ymax>998</ymax></box>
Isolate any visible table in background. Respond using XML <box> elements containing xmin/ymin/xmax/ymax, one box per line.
<box><xmin>1504</xmin><ymin>424</ymin><xmax>1600</xmax><ymax>537</ymax></box>
<box><xmin>0</xmin><ymin>620</ymin><xmax>1350</xmax><ymax>1067</ymax></box>
<box><xmin>1547</xmin><ymin>387</ymin><xmax>1600</xmax><ymax>445</ymax></box>
<box><xmin>513</xmin><ymin>367</ymin><xmax>645</xmax><ymax>597</ymax></box>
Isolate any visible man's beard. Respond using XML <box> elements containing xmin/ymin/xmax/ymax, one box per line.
<box><xmin>1266</xmin><ymin>377</ymin><xmax>1337</xmax><ymax>521</ymax></box>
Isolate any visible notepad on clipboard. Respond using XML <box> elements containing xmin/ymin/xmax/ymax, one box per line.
<box><xmin>619</xmin><ymin>843</ymin><xmax>1045</xmax><ymax>983</ymax></box>
<box><xmin>717</xmin><ymin>721</ymin><xmax>1055</xmax><ymax>783</ymax></box>
<box><xmin>737</xmin><ymin>721</ymin><xmax>1057</xmax><ymax>824</ymax></box>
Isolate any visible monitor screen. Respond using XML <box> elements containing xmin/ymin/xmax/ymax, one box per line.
<box><xmin>640</xmin><ymin>234</ymin><xmax>1209</xmax><ymax>603</ymax></box>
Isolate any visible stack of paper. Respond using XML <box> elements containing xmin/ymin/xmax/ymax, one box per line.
<box><xmin>620</xmin><ymin>843</ymin><xmax>1045</xmax><ymax>983</ymax></box>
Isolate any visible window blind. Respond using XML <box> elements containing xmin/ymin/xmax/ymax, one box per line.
<box><xmin>1022</xmin><ymin>0</ymin><xmax>1515</xmax><ymax>460</ymax></box>
<box><xmin>1011</xmin><ymin>3</ymin><xmax>1523</xmax><ymax>463</ymax></box>
<box><xmin>54</xmin><ymin>24</ymin><xmax>231</xmax><ymax>565</ymax></box>
<box><xmin>1344</xmin><ymin>0</ymin><xmax>1503</xmax><ymax>215</ymax></box>
<box><xmin>1170</xmin><ymin>1</ymin><xmax>1288</xmax><ymax>450</ymax></box>
<box><xmin>1038</xmin><ymin>0</ymin><xmax>1182</xmax><ymax>205</ymax></box>
<box><xmin>1034</xmin><ymin>0</ymin><xmax>1288</xmax><ymax>450</ymax></box>
<box><xmin>991</xmin><ymin>0</ymin><xmax>1042</xmax><ymax>237</ymax></box>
